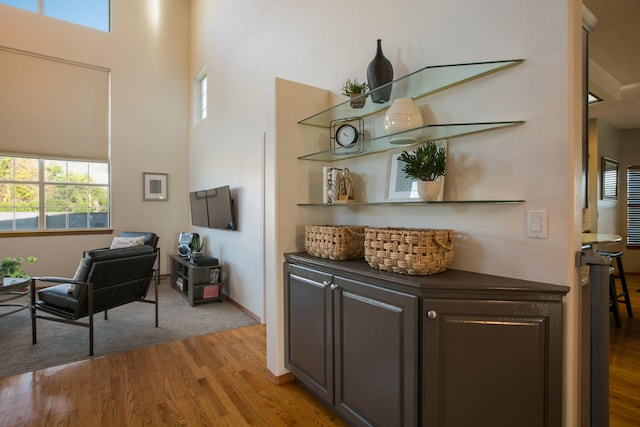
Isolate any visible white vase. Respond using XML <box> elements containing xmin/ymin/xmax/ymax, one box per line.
<box><xmin>384</xmin><ymin>98</ymin><xmax>424</xmax><ymax>136</ymax></box>
<box><xmin>417</xmin><ymin>180</ymin><xmax>442</xmax><ymax>201</ymax></box>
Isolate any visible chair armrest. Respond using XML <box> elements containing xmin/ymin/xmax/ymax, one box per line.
<box><xmin>33</xmin><ymin>276</ymin><xmax>83</xmax><ymax>285</ymax></box>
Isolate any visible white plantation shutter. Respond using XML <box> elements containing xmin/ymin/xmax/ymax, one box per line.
<box><xmin>627</xmin><ymin>166</ymin><xmax>640</xmax><ymax>245</ymax></box>
<box><xmin>0</xmin><ymin>46</ymin><xmax>109</xmax><ymax>160</ymax></box>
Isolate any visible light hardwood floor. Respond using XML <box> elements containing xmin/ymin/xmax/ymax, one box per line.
<box><xmin>0</xmin><ymin>324</ymin><xmax>346</xmax><ymax>427</ymax></box>
<box><xmin>609</xmin><ymin>274</ymin><xmax>640</xmax><ymax>427</ymax></box>
<box><xmin>1</xmin><ymin>278</ymin><xmax>639</xmax><ymax>426</ymax></box>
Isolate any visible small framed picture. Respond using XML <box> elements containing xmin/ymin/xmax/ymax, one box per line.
<box><xmin>386</xmin><ymin>140</ymin><xmax>447</xmax><ymax>201</ymax></box>
<box><xmin>143</xmin><ymin>172</ymin><xmax>168</xmax><ymax>201</ymax></box>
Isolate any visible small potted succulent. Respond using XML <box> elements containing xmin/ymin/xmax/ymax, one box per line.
<box><xmin>341</xmin><ymin>78</ymin><xmax>369</xmax><ymax>108</ymax></box>
<box><xmin>398</xmin><ymin>142</ymin><xmax>447</xmax><ymax>201</ymax></box>
<box><xmin>1</xmin><ymin>256</ymin><xmax>37</xmax><ymax>285</ymax></box>
<box><xmin>190</xmin><ymin>235</ymin><xmax>204</xmax><ymax>259</ymax></box>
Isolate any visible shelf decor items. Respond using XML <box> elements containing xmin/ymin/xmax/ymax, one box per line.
<box><xmin>364</xmin><ymin>227</ymin><xmax>454</xmax><ymax>275</ymax></box>
<box><xmin>367</xmin><ymin>39</ymin><xmax>393</xmax><ymax>103</ymax></box>
<box><xmin>384</xmin><ymin>97</ymin><xmax>424</xmax><ymax>143</ymax></box>
<box><xmin>304</xmin><ymin>225</ymin><xmax>365</xmax><ymax>260</ymax></box>
<box><xmin>341</xmin><ymin>78</ymin><xmax>369</xmax><ymax>109</ymax></box>
<box><xmin>397</xmin><ymin>141</ymin><xmax>447</xmax><ymax>201</ymax></box>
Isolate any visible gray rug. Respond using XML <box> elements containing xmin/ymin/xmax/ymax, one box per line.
<box><xmin>0</xmin><ymin>280</ymin><xmax>258</xmax><ymax>378</ymax></box>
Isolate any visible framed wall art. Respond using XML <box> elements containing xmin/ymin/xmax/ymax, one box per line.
<box><xmin>143</xmin><ymin>172</ymin><xmax>168</xmax><ymax>201</ymax></box>
<box><xmin>386</xmin><ymin>140</ymin><xmax>447</xmax><ymax>201</ymax></box>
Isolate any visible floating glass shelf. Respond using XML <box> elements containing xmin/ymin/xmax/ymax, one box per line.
<box><xmin>298</xmin><ymin>200</ymin><xmax>525</xmax><ymax>206</ymax></box>
<box><xmin>298</xmin><ymin>121</ymin><xmax>524</xmax><ymax>161</ymax></box>
<box><xmin>298</xmin><ymin>59</ymin><xmax>524</xmax><ymax>128</ymax></box>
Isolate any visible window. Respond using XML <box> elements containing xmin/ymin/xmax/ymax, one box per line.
<box><xmin>0</xmin><ymin>155</ymin><xmax>109</xmax><ymax>232</ymax></box>
<box><xmin>201</xmin><ymin>76</ymin><xmax>208</xmax><ymax>120</ymax></box>
<box><xmin>194</xmin><ymin>67</ymin><xmax>208</xmax><ymax>124</ymax></box>
<box><xmin>627</xmin><ymin>166</ymin><xmax>640</xmax><ymax>245</ymax></box>
<box><xmin>0</xmin><ymin>0</ymin><xmax>110</xmax><ymax>32</ymax></box>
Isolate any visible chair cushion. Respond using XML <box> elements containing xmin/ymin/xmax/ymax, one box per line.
<box><xmin>68</xmin><ymin>256</ymin><xmax>92</xmax><ymax>294</ymax></box>
<box><xmin>38</xmin><ymin>284</ymin><xmax>79</xmax><ymax>313</ymax></box>
<box><xmin>110</xmin><ymin>235</ymin><xmax>145</xmax><ymax>249</ymax></box>
<box><xmin>120</xmin><ymin>231</ymin><xmax>159</xmax><ymax>248</ymax></box>
<box><xmin>73</xmin><ymin>256</ymin><xmax>92</xmax><ymax>282</ymax></box>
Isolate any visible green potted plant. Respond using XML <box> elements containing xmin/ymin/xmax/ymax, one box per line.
<box><xmin>1</xmin><ymin>256</ymin><xmax>37</xmax><ymax>285</ymax></box>
<box><xmin>341</xmin><ymin>78</ymin><xmax>369</xmax><ymax>108</ymax></box>
<box><xmin>398</xmin><ymin>141</ymin><xmax>447</xmax><ymax>201</ymax></box>
<box><xmin>190</xmin><ymin>235</ymin><xmax>204</xmax><ymax>259</ymax></box>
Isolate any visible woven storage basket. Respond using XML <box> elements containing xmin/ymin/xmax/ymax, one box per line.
<box><xmin>364</xmin><ymin>227</ymin><xmax>454</xmax><ymax>275</ymax></box>
<box><xmin>305</xmin><ymin>225</ymin><xmax>365</xmax><ymax>260</ymax></box>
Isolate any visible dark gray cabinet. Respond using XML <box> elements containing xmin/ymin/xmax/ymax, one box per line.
<box><xmin>422</xmin><ymin>299</ymin><xmax>564</xmax><ymax>427</ymax></box>
<box><xmin>284</xmin><ymin>252</ymin><xmax>568</xmax><ymax>427</ymax></box>
<box><xmin>285</xmin><ymin>263</ymin><xmax>419</xmax><ymax>427</ymax></box>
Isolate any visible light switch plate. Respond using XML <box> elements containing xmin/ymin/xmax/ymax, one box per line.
<box><xmin>527</xmin><ymin>210</ymin><xmax>548</xmax><ymax>238</ymax></box>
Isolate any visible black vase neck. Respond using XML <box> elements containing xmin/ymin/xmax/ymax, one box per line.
<box><xmin>376</xmin><ymin>39</ymin><xmax>384</xmax><ymax>57</ymax></box>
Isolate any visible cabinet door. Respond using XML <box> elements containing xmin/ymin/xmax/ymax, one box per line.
<box><xmin>334</xmin><ymin>275</ymin><xmax>419</xmax><ymax>427</ymax></box>
<box><xmin>423</xmin><ymin>299</ymin><xmax>563</xmax><ymax>427</ymax></box>
<box><xmin>284</xmin><ymin>264</ymin><xmax>334</xmax><ymax>403</ymax></box>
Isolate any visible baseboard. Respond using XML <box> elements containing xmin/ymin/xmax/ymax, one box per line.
<box><xmin>226</xmin><ymin>297</ymin><xmax>261</xmax><ymax>322</ymax></box>
<box><xmin>265</xmin><ymin>369</ymin><xmax>295</xmax><ymax>385</ymax></box>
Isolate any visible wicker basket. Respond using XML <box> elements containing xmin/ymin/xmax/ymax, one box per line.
<box><xmin>305</xmin><ymin>225</ymin><xmax>365</xmax><ymax>260</ymax></box>
<box><xmin>364</xmin><ymin>227</ymin><xmax>454</xmax><ymax>275</ymax></box>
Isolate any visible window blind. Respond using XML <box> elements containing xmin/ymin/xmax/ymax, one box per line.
<box><xmin>627</xmin><ymin>166</ymin><xmax>640</xmax><ymax>245</ymax></box>
<box><xmin>0</xmin><ymin>46</ymin><xmax>109</xmax><ymax>160</ymax></box>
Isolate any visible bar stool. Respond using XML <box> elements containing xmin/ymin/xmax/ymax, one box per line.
<box><xmin>599</xmin><ymin>250</ymin><xmax>633</xmax><ymax>326</ymax></box>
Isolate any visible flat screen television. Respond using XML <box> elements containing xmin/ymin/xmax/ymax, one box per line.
<box><xmin>189</xmin><ymin>185</ymin><xmax>236</xmax><ymax>231</ymax></box>
<box><xmin>189</xmin><ymin>190</ymin><xmax>209</xmax><ymax>227</ymax></box>
<box><xmin>206</xmin><ymin>185</ymin><xmax>236</xmax><ymax>230</ymax></box>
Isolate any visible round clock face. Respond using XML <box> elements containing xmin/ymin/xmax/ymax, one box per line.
<box><xmin>335</xmin><ymin>124</ymin><xmax>358</xmax><ymax>147</ymax></box>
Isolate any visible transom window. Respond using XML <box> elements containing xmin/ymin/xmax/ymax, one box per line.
<box><xmin>194</xmin><ymin>67</ymin><xmax>208</xmax><ymax>125</ymax></box>
<box><xmin>0</xmin><ymin>155</ymin><xmax>110</xmax><ymax>232</ymax></box>
<box><xmin>0</xmin><ymin>0</ymin><xmax>110</xmax><ymax>32</ymax></box>
<box><xmin>200</xmin><ymin>76</ymin><xmax>208</xmax><ymax>120</ymax></box>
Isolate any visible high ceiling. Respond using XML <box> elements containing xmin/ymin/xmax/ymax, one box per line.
<box><xmin>583</xmin><ymin>0</ymin><xmax>640</xmax><ymax>129</ymax></box>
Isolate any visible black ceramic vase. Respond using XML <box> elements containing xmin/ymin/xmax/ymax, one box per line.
<box><xmin>367</xmin><ymin>39</ymin><xmax>393</xmax><ymax>103</ymax></box>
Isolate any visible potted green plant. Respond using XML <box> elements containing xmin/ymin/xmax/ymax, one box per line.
<box><xmin>398</xmin><ymin>142</ymin><xmax>447</xmax><ymax>201</ymax></box>
<box><xmin>1</xmin><ymin>256</ymin><xmax>37</xmax><ymax>285</ymax></box>
<box><xmin>190</xmin><ymin>235</ymin><xmax>204</xmax><ymax>259</ymax></box>
<box><xmin>341</xmin><ymin>78</ymin><xmax>369</xmax><ymax>108</ymax></box>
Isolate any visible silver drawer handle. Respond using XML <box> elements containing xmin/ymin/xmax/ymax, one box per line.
<box><xmin>427</xmin><ymin>310</ymin><xmax>437</xmax><ymax>319</ymax></box>
<box><xmin>330</xmin><ymin>284</ymin><xmax>339</xmax><ymax>290</ymax></box>
<box><xmin>322</xmin><ymin>280</ymin><xmax>330</xmax><ymax>288</ymax></box>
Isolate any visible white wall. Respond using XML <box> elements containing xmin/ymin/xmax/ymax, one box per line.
<box><xmin>0</xmin><ymin>1</ymin><xmax>191</xmax><ymax>278</ymax></box>
<box><xmin>190</xmin><ymin>0</ymin><xmax>583</xmax><ymax>424</ymax></box>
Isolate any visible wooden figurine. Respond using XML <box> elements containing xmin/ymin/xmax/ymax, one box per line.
<box><xmin>338</xmin><ymin>168</ymin><xmax>354</xmax><ymax>202</ymax></box>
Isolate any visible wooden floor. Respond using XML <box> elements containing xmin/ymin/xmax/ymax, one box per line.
<box><xmin>610</xmin><ymin>274</ymin><xmax>640</xmax><ymax>427</ymax></box>
<box><xmin>1</xmin><ymin>277</ymin><xmax>639</xmax><ymax>427</ymax></box>
<box><xmin>0</xmin><ymin>324</ymin><xmax>346</xmax><ymax>427</ymax></box>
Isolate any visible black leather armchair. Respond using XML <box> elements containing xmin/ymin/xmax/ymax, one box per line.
<box><xmin>31</xmin><ymin>245</ymin><xmax>159</xmax><ymax>356</ymax></box>
<box><xmin>86</xmin><ymin>231</ymin><xmax>161</xmax><ymax>285</ymax></box>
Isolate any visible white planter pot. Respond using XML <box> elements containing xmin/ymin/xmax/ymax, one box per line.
<box><xmin>417</xmin><ymin>180</ymin><xmax>442</xmax><ymax>201</ymax></box>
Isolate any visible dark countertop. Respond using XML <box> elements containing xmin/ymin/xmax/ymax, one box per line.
<box><xmin>285</xmin><ymin>252</ymin><xmax>569</xmax><ymax>302</ymax></box>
